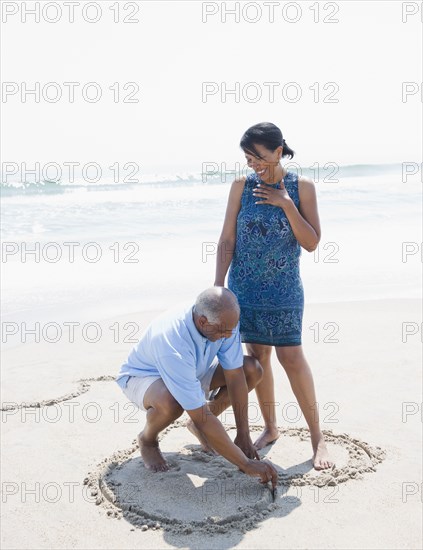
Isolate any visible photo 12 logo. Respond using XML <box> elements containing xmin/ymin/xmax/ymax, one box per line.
<box><xmin>1</xmin><ymin>82</ymin><xmax>140</xmax><ymax>103</ymax></box>
<box><xmin>202</xmin><ymin>81</ymin><xmax>340</xmax><ymax>104</ymax></box>
<box><xmin>0</xmin><ymin>320</ymin><xmax>142</xmax><ymax>345</ymax></box>
<box><xmin>1</xmin><ymin>1</ymin><xmax>141</xmax><ymax>24</ymax></box>
<box><xmin>401</xmin><ymin>482</ymin><xmax>423</xmax><ymax>503</ymax></box>
<box><xmin>201</xmin><ymin>2</ymin><xmax>341</xmax><ymax>24</ymax></box>
<box><xmin>1</xmin><ymin>161</ymin><xmax>141</xmax><ymax>185</ymax></box>
<box><xmin>401</xmin><ymin>2</ymin><xmax>423</xmax><ymax>23</ymax></box>
<box><xmin>200</xmin><ymin>161</ymin><xmax>341</xmax><ymax>184</ymax></box>
<box><xmin>1</xmin><ymin>241</ymin><xmax>140</xmax><ymax>264</ymax></box>
<box><xmin>401</xmin><ymin>162</ymin><xmax>422</xmax><ymax>183</ymax></box>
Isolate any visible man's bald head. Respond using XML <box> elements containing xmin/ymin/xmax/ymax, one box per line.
<box><xmin>193</xmin><ymin>287</ymin><xmax>240</xmax><ymax>325</ymax></box>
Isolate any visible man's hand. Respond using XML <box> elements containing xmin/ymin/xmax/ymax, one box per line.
<box><xmin>234</xmin><ymin>433</ymin><xmax>260</xmax><ymax>460</ymax></box>
<box><xmin>241</xmin><ymin>459</ymin><xmax>278</xmax><ymax>488</ymax></box>
<box><xmin>188</xmin><ymin>407</ymin><xmax>278</xmax><ymax>488</ymax></box>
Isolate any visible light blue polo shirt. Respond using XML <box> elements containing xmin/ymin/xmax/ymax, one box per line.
<box><xmin>115</xmin><ymin>301</ymin><xmax>244</xmax><ymax>411</ymax></box>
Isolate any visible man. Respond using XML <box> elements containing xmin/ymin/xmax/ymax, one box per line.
<box><xmin>116</xmin><ymin>287</ymin><xmax>277</xmax><ymax>487</ymax></box>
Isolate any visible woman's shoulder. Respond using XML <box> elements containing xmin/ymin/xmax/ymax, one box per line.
<box><xmin>242</xmin><ymin>172</ymin><xmax>258</xmax><ymax>187</ymax></box>
<box><xmin>285</xmin><ymin>170</ymin><xmax>313</xmax><ymax>187</ymax></box>
<box><xmin>296</xmin><ymin>173</ymin><xmax>316</xmax><ymax>196</ymax></box>
<box><xmin>238</xmin><ymin>172</ymin><xmax>256</xmax><ymax>183</ymax></box>
<box><xmin>225</xmin><ymin>174</ymin><xmax>249</xmax><ymax>206</ymax></box>
<box><xmin>235</xmin><ymin>174</ymin><xmax>249</xmax><ymax>184</ymax></box>
<box><xmin>231</xmin><ymin>173</ymin><xmax>252</xmax><ymax>192</ymax></box>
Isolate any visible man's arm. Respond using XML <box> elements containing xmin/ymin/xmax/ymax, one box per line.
<box><xmin>216</xmin><ymin>322</ymin><xmax>258</xmax><ymax>458</ymax></box>
<box><xmin>187</xmin><ymin>404</ymin><xmax>277</xmax><ymax>487</ymax></box>
<box><xmin>223</xmin><ymin>367</ymin><xmax>259</xmax><ymax>460</ymax></box>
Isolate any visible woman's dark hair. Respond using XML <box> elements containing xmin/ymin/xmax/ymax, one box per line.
<box><xmin>240</xmin><ymin>122</ymin><xmax>295</xmax><ymax>160</ymax></box>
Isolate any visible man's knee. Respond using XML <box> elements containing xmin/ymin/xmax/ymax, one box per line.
<box><xmin>243</xmin><ymin>355</ymin><xmax>263</xmax><ymax>386</ymax></box>
<box><xmin>155</xmin><ymin>387</ymin><xmax>184</xmax><ymax>418</ymax></box>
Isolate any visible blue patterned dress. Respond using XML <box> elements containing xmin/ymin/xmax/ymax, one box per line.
<box><xmin>228</xmin><ymin>171</ymin><xmax>304</xmax><ymax>346</ymax></box>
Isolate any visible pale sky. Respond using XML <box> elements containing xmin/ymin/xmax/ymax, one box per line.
<box><xmin>1</xmin><ymin>0</ymin><xmax>422</xmax><ymax>174</ymax></box>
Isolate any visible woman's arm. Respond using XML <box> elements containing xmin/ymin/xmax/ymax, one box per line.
<box><xmin>214</xmin><ymin>176</ymin><xmax>246</xmax><ymax>285</ymax></box>
<box><xmin>283</xmin><ymin>176</ymin><xmax>321</xmax><ymax>252</ymax></box>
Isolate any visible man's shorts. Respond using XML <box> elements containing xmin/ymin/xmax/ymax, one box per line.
<box><xmin>121</xmin><ymin>357</ymin><xmax>220</xmax><ymax>412</ymax></box>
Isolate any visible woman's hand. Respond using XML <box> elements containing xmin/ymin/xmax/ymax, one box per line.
<box><xmin>252</xmin><ymin>182</ymin><xmax>294</xmax><ymax>210</ymax></box>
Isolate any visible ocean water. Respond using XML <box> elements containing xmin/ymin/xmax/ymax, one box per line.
<box><xmin>1</xmin><ymin>163</ymin><xmax>421</xmax><ymax>347</ymax></box>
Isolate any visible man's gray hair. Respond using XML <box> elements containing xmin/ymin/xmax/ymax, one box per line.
<box><xmin>194</xmin><ymin>287</ymin><xmax>240</xmax><ymax>324</ymax></box>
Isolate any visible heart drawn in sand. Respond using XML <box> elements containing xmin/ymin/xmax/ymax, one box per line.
<box><xmin>84</xmin><ymin>420</ymin><xmax>386</xmax><ymax>534</ymax></box>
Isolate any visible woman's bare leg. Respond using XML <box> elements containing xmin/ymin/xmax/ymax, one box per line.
<box><xmin>246</xmin><ymin>343</ymin><xmax>280</xmax><ymax>450</ymax></box>
<box><xmin>275</xmin><ymin>345</ymin><xmax>333</xmax><ymax>470</ymax></box>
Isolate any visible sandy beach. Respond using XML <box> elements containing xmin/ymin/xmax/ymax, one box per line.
<box><xmin>1</xmin><ymin>298</ymin><xmax>421</xmax><ymax>549</ymax></box>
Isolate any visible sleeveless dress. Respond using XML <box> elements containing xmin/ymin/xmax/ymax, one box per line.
<box><xmin>228</xmin><ymin>171</ymin><xmax>304</xmax><ymax>346</ymax></box>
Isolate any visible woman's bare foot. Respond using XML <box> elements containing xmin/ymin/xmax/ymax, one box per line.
<box><xmin>186</xmin><ymin>420</ymin><xmax>216</xmax><ymax>454</ymax></box>
<box><xmin>312</xmin><ymin>433</ymin><xmax>334</xmax><ymax>470</ymax></box>
<box><xmin>253</xmin><ymin>426</ymin><xmax>280</xmax><ymax>450</ymax></box>
<box><xmin>137</xmin><ymin>432</ymin><xmax>169</xmax><ymax>472</ymax></box>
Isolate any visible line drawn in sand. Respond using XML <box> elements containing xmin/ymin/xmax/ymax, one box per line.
<box><xmin>85</xmin><ymin>419</ymin><xmax>386</xmax><ymax>535</ymax></box>
<box><xmin>0</xmin><ymin>375</ymin><xmax>116</xmax><ymax>411</ymax></box>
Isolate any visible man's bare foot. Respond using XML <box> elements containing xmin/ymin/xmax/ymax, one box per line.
<box><xmin>253</xmin><ymin>426</ymin><xmax>280</xmax><ymax>450</ymax></box>
<box><xmin>137</xmin><ymin>432</ymin><xmax>169</xmax><ymax>472</ymax></box>
<box><xmin>312</xmin><ymin>433</ymin><xmax>334</xmax><ymax>470</ymax></box>
<box><xmin>186</xmin><ymin>420</ymin><xmax>216</xmax><ymax>454</ymax></box>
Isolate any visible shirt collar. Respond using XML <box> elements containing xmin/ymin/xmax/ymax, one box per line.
<box><xmin>185</xmin><ymin>304</ymin><xmax>207</xmax><ymax>345</ymax></box>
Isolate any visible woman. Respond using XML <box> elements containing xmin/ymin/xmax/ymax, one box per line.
<box><xmin>214</xmin><ymin>122</ymin><xmax>333</xmax><ymax>469</ymax></box>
